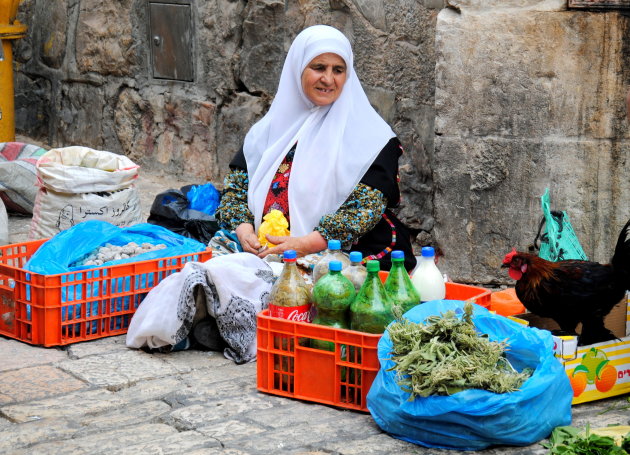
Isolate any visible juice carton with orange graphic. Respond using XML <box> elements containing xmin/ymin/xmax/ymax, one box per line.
<box><xmin>512</xmin><ymin>292</ymin><xmax>630</xmax><ymax>405</ymax></box>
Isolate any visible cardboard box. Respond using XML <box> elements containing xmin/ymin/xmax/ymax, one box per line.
<box><xmin>512</xmin><ymin>292</ymin><xmax>630</xmax><ymax>405</ymax></box>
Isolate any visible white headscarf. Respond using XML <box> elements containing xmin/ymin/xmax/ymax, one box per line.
<box><xmin>243</xmin><ymin>25</ymin><xmax>396</xmax><ymax>237</ymax></box>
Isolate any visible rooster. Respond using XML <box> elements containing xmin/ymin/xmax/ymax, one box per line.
<box><xmin>502</xmin><ymin>218</ymin><xmax>630</xmax><ymax>345</ymax></box>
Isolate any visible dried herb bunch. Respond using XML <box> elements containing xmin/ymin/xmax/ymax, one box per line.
<box><xmin>387</xmin><ymin>302</ymin><xmax>531</xmax><ymax>399</ymax></box>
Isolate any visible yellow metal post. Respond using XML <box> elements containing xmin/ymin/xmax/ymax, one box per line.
<box><xmin>0</xmin><ymin>0</ymin><xmax>27</xmax><ymax>142</ymax></box>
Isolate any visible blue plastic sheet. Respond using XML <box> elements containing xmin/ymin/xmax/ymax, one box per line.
<box><xmin>23</xmin><ymin>220</ymin><xmax>207</xmax><ymax>332</ymax></box>
<box><xmin>24</xmin><ymin>220</ymin><xmax>206</xmax><ymax>275</ymax></box>
<box><xmin>367</xmin><ymin>300</ymin><xmax>572</xmax><ymax>451</ymax></box>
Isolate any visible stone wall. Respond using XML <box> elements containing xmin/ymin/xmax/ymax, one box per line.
<box><xmin>434</xmin><ymin>0</ymin><xmax>630</xmax><ymax>283</ymax></box>
<box><xmin>13</xmin><ymin>0</ymin><xmax>441</xmax><ymax>245</ymax></box>
<box><xmin>12</xmin><ymin>0</ymin><xmax>630</xmax><ymax>284</ymax></box>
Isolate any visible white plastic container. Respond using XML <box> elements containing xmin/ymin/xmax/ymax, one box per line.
<box><xmin>410</xmin><ymin>246</ymin><xmax>446</xmax><ymax>302</ymax></box>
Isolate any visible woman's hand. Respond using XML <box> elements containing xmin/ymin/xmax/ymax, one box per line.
<box><xmin>235</xmin><ymin>223</ymin><xmax>262</xmax><ymax>254</ymax></box>
<box><xmin>258</xmin><ymin>231</ymin><xmax>327</xmax><ymax>258</ymax></box>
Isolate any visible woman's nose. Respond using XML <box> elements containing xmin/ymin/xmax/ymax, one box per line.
<box><xmin>321</xmin><ymin>69</ymin><xmax>333</xmax><ymax>84</ymax></box>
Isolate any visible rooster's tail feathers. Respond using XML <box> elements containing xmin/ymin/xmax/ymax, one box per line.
<box><xmin>611</xmin><ymin>217</ymin><xmax>630</xmax><ymax>287</ymax></box>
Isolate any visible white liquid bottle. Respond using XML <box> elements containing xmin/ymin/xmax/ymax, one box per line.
<box><xmin>410</xmin><ymin>246</ymin><xmax>446</xmax><ymax>302</ymax></box>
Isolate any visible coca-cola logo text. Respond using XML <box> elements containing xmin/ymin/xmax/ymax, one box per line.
<box><xmin>286</xmin><ymin>309</ymin><xmax>311</xmax><ymax>323</ymax></box>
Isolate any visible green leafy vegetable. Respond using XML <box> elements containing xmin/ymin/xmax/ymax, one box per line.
<box><xmin>542</xmin><ymin>425</ymin><xmax>629</xmax><ymax>454</ymax></box>
<box><xmin>387</xmin><ymin>302</ymin><xmax>531</xmax><ymax>399</ymax></box>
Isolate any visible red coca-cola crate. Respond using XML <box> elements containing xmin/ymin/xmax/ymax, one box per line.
<box><xmin>256</xmin><ymin>281</ymin><xmax>490</xmax><ymax>412</ymax></box>
<box><xmin>0</xmin><ymin>238</ymin><xmax>212</xmax><ymax>347</ymax></box>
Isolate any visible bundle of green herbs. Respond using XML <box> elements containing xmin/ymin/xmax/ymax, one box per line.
<box><xmin>542</xmin><ymin>425</ymin><xmax>630</xmax><ymax>454</ymax></box>
<box><xmin>387</xmin><ymin>301</ymin><xmax>531</xmax><ymax>399</ymax></box>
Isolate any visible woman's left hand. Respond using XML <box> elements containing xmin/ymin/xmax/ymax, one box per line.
<box><xmin>258</xmin><ymin>231</ymin><xmax>327</xmax><ymax>258</ymax></box>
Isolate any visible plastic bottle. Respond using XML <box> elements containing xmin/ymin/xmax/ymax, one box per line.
<box><xmin>410</xmin><ymin>246</ymin><xmax>446</xmax><ymax>302</ymax></box>
<box><xmin>311</xmin><ymin>260</ymin><xmax>356</xmax><ymax>351</ymax></box>
<box><xmin>342</xmin><ymin>251</ymin><xmax>367</xmax><ymax>292</ymax></box>
<box><xmin>268</xmin><ymin>249</ymin><xmax>312</xmax><ymax>322</ymax></box>
<box><xmin>268</xmin><ymin>250</ymin><xmax>312</xmax><ymax>393</ymax></box>
<box><xmin>384</xmin><ymin>250</ymin><xmax>421</xmax><ymax>314</ymax></box>
<box><xmin>350</xmin><ymin>260</ymin><xmax>395</xmax><ymax>334</ymax></box>
<box><xmin>312</xmin><ymin>239</ymin><xmax>351</xmax><ymax>284</ymax></box>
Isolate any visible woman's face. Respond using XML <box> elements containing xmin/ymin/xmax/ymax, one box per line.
<box><xmin>301</xmin><ymin>53</ymin><xmax>347</xmax><ymax>106</ymax></box>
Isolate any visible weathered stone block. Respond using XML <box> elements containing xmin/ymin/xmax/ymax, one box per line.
<box><xmin>40</xmin><ymin>0</ymin><xmax>67</xmax><ymax>68</ymax></box>
<box><xmin>434</xmin><ymin>8</ymin><xmax>630</xmax><ymax>282</ymax></box>
<box><xmin>216</xmin><ymin>92</ymin><xmax>267</xmax><ymax>177</ymax></box>
<box><xmin>14</xmin><ymin>73</ymin><xmax>51</xmax><ymax>141</ymax></box>
<box><xmin>115</xmin><ymin>88</ymin><xmax>218</xmax><ymax>181</ymax></box>
<box><xmin>76</xmin><ymin>0</ymin><xmax>135</xmax><ymax>76</ymax></box>
<box><xmin>56</xmin><ymin>83</ymin><xmax>105</xmax><ymax>149</ymax></box>
<box><xmin>239</xmin><ymin>0</ymin><xmax>286</xmax><ymax>94</ymax></box>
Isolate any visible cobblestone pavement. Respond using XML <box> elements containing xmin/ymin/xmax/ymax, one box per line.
<box><xmin>1</xmin><ymin>149</ymin><xmax>629</xmax><ymax>454</ymax></box>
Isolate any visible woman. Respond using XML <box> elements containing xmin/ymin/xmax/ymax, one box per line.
<box><xmin>216</xmin><ymin>25</ymin><xmax>416</xmax><ymax>271</ymax></box>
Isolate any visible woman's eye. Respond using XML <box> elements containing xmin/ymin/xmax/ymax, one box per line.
<box><xmin>334</xmin><ymin>67</ymin><xmax>345</xmax><ymax>74</ymax></box>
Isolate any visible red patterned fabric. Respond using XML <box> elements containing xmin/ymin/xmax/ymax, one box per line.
<box><xmin>262</xmin><ymin>151</ymin><xmax>293</xmax><ymax>224</ymax></box>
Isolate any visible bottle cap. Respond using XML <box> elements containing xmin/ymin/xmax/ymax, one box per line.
<box><xmin>329</xmin><ymin>260</ymin><xmax>342</xmax><ymax>272</ymax></box>
<box><xmin>328</xmin><ymin>239</ymin><xmax>341</xmax><ymax>250</ymax></box>
<box><xmin>349</xmin><ymin>251</ymin><xmax>363</xmax><ymax>263</ymax></box>
<box><xmin>421</xmin><ymin>246</ymin><xmax>435</xmax><ymax>258</ymax></box>
<box><xmin>366</xmin><ymin>260</ymin><xmax>380</xmax><ymax>272</ymax></box>
<box><xmin>391</xmin><ymin>250</ymin><xmax>404</xmax><ymax>260</ymax></box>
<box><xmin>283</xmin><ymin>250</ymin><xmax>297</xmax><ymax>260</ymax></box>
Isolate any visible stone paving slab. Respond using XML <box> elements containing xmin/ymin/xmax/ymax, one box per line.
<box><xmin>0</xmin><ymin>417</ymin><xmax>77</xmax><ymax>452</ymax></box>
<box><xmin>153</xmin><ymin>349</ymin><xmax>233</xmax><ymax>372</ymax></box>
<box><xmin>80</xmin><ymin>400</ymin><xmax>172</xmax><ymax>433</ymax></box>
<box><xmin>56</xmin><ymin>349</ymin><xmax>180</xmax><ymax>388</ymax></box>
<box><xmin>196</xmin><ymin>418</ymin><xmax>268</xmax><ymax>444</ymax></box>
<box><xmin>0</xmin><ymin>338</ymin><xmax>67</xmax><ymax>372</ymax></box>
<box><xmin>1</xmin><ymin>388</ymin><xmax>124</xmax><ymax>422</ymax></box>
<box><xmin>9</xmin><ymin>423</ymin><xmax>182</xmax><ymax>455</ymax></box>
<box><xmin>109</xmin><ymin>430</ymin><xmax>224</xmax><ymax>455</ymax></box>
<box><xmin>0</xmin><ymin>365</ymin><xmax>86</xmax><ymax>405</ymax></box>
<box><xmin>65</xmin><ymin>335</ymin><xmax>130</xmax><ymax>359</ymax></box>
<box><xmin>113</xmin><ymin>376</ymin><xmax>186</xmax><ymax>403</ymax></box>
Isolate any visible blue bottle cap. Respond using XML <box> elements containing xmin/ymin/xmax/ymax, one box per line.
<box><xmin>391</xmin><ymin>250</ymin><xmax>404</xmax><ymax>260</ymax></box>
<box><xmin>349</xmin><ymin>251</ymin><xmax>363</xmax><ymax>262</ymax></box>
<box><xmin>328</xmin><ymin>239</ymin><xmax>341</xmax><ymax>250</ymax></box>
<box><xmin>283</xmin><ymin>250</ymin><xmax>297</xmax><ymax>260</ymax></box>
<box><xmin>329</xmin><ymin>260</ymin><xmax>342</xmax><ymax>272</ymax></box>
<box><xmin>421</xmin><ymin>246</ymin><xmax>435</xmax><ymax>257</ymax></box>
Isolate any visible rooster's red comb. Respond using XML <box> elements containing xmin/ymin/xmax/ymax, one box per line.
<box><xmin>502</xmin><ymin>248</ymin><xmax>518</xmax><ymax>264</ymax></box>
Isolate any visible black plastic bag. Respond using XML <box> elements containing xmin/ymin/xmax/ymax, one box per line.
<box><xmin>147</xmin><ymin>185</ymin><xmax>220</xmax><ymax>245</ymax></box>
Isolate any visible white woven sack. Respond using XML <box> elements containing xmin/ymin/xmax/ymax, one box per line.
<box><xmin>36</xmin><ymin>146</ymin><xmax>139</xmax><ymax>193</ymax></box>
<box><xmin>29</xmin><ymin>147</ymin><xmax>142</xmax><ymax>240</ymax></box>
<box><xmin>0</xmin><ymin>197</ymin><xmax>8</xmax><ymax>246</ymax></box>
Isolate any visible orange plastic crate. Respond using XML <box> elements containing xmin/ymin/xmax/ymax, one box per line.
<box><xmin>0</xmin><ymin>238</ymin><xmax>212</xmax><ymax>347</ymax></box>
<box><xmin>256</xmin><ymin>281</ymin><xmax>490</xmax><ymax>412</ymax></box>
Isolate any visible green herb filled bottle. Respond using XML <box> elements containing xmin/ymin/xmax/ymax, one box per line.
<box><xmin>350</xmin><ymin>260</ymin><xmax>395</xmax><ymax>334</ymax></box>
<box><xmin>384</xmin><ymin>250</ymin><xmax>420</xmax><ymax>314</ymax></box>
<box><xmin>311</xmin><ymin>260</ymin><xmax>356</xmax><ymax>351</ymax></box>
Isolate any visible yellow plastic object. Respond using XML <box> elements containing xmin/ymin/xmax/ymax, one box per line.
<box><xmin>589</xmin><ymin>426</ymin><xmax>630</xmax><ymax>446</ymax></box>
<box><xmin>0</xmin><ymin>0</ymin><xmax>27</xmax><ymax>142</ymax></box>
<box><xmin>257</xmin><ymin>209</ymin><xmax>290</xmax><ymax>247</ymax></box>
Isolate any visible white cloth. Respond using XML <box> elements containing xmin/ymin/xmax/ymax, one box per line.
<box><xmin>243</xmin><ymin>25</ymin><xmax>395</xmax><ymax>237</ymax></box>
<box><xmin>126</xmin><ymin>253</ymin><xmax>274</xmax><ymax>363</ymax></box>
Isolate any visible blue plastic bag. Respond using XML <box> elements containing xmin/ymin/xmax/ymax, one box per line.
<box><xmin>367</xmin><ymin>300</ymin><xmax>572</xmax><ymax>451</ymax></box>
<box><xmin>186</xmin><ymin>183</ymin><xmax>220</xmax><ymax>216</ymax></box>
<box><xmin>22</xmin><ymin>220</ymin><xmax>208</xmax><ymax>333</ymax></box>
<box><xmin>24</xmin><ymin>220</ymin><xmax>207</xmax><ymax>275</ymax></box>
